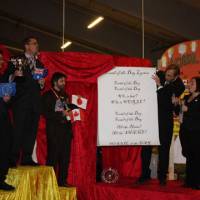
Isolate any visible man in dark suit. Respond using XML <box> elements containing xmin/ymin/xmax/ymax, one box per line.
<box><xmin>136</xmin><ymin>64</ymin><xmax>185</xmax><ymax>185</ymax></box>
<box><xmin>3</xmin><ymin>37</ymin><xmax>45</xmax><ymax>167</ymax></box>
<box><xmin>0</xmin><ymin>50</ymin><xmax>15</xmax><ymax>190</ymax></box>
<box><xmin>42</xmin><ymin>72</ymin><xmax>76</xmax><ymax>186</ymax></box>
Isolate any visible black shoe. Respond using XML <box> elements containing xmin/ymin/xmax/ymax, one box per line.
<box><xmin>21</xmin><ymin>160</ymin><xmax>39</xmax><ymax>166</ymax></box>
<box><xmin>159</xmin><ymin>179</ymin><xmax>167</xmax><ymax>186</ymax></box>
<box><xmin>0</xmin><ymin>182</ymin><xmax>15</xmax><ymax>191</ymax></box>
<box><xmin>192</xmin><ymin>185</ymin><xmax>200</xmax><ymax>190</ymax></box>
<box><xmin>182</xmin><ymin>182</ymin><xmax>192</xmax><ymax>188</ymax></box>
<box><xmin>135</xmin><ymin>176</ymin><xmax>151</xmax><ymax>185</ymax></box>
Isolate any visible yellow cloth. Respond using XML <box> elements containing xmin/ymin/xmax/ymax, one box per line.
<box><xmin>0</xmin><ymin>166</ymin><xmax>77</xmax><ymax>200</ymax></box>
<box><xmin>173</xmin><ymin>117</ymin><xmax>180</xmax><ymax>136</ymax></box>
<box><xmin>59</xmin><ymin>187</ymin><xmax>77</xmax><ymax>200</ymax></box>
<box><xmin>172</xmin><ymin>89</ymin><xmax>189</xmax><ymax>137</ymax></box>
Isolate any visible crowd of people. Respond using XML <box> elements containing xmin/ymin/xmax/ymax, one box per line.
<box><xmin>0</xmin><ymin>37</ymin><xmax>74</xmax><ymax>190</ymax></box>
<box><xmin>0</xmin><ymin>36</ymin><xmax>199</xmax><ymax>192</ymax></box>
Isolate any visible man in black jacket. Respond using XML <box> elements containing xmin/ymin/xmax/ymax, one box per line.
<box><xmin>0</xmin><ymin>50</ymin><xmax>15</xmax><ymax>190</ymax></box>
<box><xmin>3</xmin><ymin>37</ymin><xmax>45</xmax><ymax>167</ymax></box>
<box><xmin>42</xmin><ymin>72</ymin><xmax>75</xmax><ymax>187</ymax></box>
<box><xmin>137</xmin><ymin>64</ymin><xmax>185</xmax><ymax>186</ymax></box>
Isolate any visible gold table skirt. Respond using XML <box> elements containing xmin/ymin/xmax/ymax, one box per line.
<box><xmin>0</xmin><ymin>166</ymin><xmax>77</xmax><ymax>200</ymax></box>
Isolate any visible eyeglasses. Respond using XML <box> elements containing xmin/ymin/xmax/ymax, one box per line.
<box><xmin>28</xmin><ymin>42</ymin><xmax>38</xmax><ymax>45</ymax></box>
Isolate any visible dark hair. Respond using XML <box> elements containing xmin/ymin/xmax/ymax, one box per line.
<box><xmin>0</xmin><ymin>50</ymin><xmax>3</xmax><ymax>55</ymax></box>
<box><xmin>23</xmin><ymin>36</ymin><xmax>38</xmax><ymax>46</ymax></box>
<box><xmin>191</xmin><ymin>77</ymin><xmax>200</xmax><ymax>92</ymax></box>
<box><xmin>166</xmin><ymin>64</ymin><xmax>180</xmax><ymax>76</ymax></box>
<box><xmin>51</xmin><ymin>72</ymin><xmax>66</xmax><ymax>87</ymax></box>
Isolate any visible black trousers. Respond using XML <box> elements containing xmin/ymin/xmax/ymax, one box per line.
<box><xmin>96</xmin><ymin>147</ymin><xmax>103</xmax><ymax>182</ymax></box>
<box><xmin>11</xmin><ymin>103</ymin><xmax>40</xmax><ymax>163</ymax></box>
<box><xmin>140</xmin><ymin>115</ymin><xmax>173</xmax><ymax>180</ymax></box>
<box><xmin>179</xmin><ymin>125</ymin><xmax>189</xmax><ymax>158</ymax></box>
<box><xmin>180</xmin><ymin>128</ymin><xmax>200</xmax><ymax>187</ymax></box>
<box><xmin>46</xmin><ymin>122</ymin><xmax>72</xmax><ymax>185</ymax></box>
<box><xmin>0</xmin><ymin>101</ymin><xmax>12</xmax><ymax>182</ymax></box>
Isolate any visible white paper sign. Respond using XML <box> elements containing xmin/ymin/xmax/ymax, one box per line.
<box><xmin>97</xmin><ymin>67</ymin><xmax>160</xmax><ymax>146</ymax></box>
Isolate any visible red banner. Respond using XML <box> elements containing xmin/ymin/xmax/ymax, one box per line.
<box><xmin>160</xmin><ymin>40</ymin><xmax>200</xmax><ymax>83</ymax></box>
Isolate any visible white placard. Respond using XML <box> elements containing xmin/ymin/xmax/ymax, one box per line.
<box><xmin>97</xmin><ymin>67</ymin><xmax>160</xmax><ymax>146</ymax></box>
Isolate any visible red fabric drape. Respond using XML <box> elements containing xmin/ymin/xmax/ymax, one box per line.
<box><xmin>0</xmin><ymin>44</ymin><xmax>10</xmax><ymax>75</ymax></box>
<box><xmin>36</xmin><ymin>52</ymin><xmax>151</xmax><ymax>199</ymax></box>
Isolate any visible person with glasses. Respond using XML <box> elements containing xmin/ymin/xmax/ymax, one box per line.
<box><xmin>3</xmin><ymin>37</ymin><xmax>45</xmax><ymax>167</ymax></box>
<box><xmin>136</xmin><ymin>64</ymin><xmax>185</xmax><ymax>186</ymax></box>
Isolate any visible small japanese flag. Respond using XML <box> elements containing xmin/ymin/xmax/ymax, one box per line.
<box><xmin>72</xmin><ymin>95</ymin><xmax>88</xmax><ymax>110</ymax></box>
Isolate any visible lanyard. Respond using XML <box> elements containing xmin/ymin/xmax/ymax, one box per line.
<box><xmin>51</xmin><ymin>88</ymin><xmax>60</xmax><ymax>99</ymax></box>
<box><xmin>51</xmin><ymin>88</ymin><xmax>70</xmax><ymax>111</ymax></box>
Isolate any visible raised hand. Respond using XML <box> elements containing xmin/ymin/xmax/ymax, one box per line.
<box><xmin>152</xmin><ymin>74</ymin><xmax>161</xmax><ymax>87</ymax></box>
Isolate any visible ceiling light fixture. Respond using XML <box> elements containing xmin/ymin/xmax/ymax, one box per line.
<box><xmin>61</xmin><ymin>41</ymin><xmax>72</xmax><ymax>49</ymax></box>
<box><xmin>87</xmin><ymin>16</ymin><xmax>104</xmax><ymax>29</ymax></box>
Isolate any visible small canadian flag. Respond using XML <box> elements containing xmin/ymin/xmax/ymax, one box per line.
<box><xmin>65</xmin><ymin>109</ymin><xmax>84</xmax><ymax>123</ymax></box>
<box><xmin>72</xmin><ymin>95</ymin><xmax>88</xmax><ymax>110</ymax></box>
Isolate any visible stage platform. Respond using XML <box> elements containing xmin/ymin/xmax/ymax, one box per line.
<box><xmin>0</xmin><ymin>166</ymin><xmax>77</xmax><ymax>200</ymax></box>
<box><xmin>1</xmin><ymin>167</ymin><xmax>199</xmax><ymax>200</ymax></box>
<box><xmin>92</xmin><ymin>178</ymin><xmax>200</xmax><ymax>200</ymax></box>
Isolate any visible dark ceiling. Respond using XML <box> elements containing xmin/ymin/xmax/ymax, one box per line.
<box><xmin>0</xmin><ymin>0</ymin><xmax>200</xmax><ymax>64</ymax></box>
<box><xmin>177</xmin><ymin>0</ymin><xmax>200</xmax><ymax>9</ymax></box>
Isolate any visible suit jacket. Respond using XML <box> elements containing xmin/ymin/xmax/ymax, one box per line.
<box><xmin>42</xmin><ymin>89</ymin><xmax>76</xmax><ymax>138</ymax></box>
<box><xmin>2</xmin><ymin>54</ymin><xmax>44</xmax><ymax>112</ymax></box>
<box><xmin>156</xmin><ymin>71</ymin><xmax>185</xmax><ymax>120</ymax></box>
<box><xmin>182</xmin><ymin>94</ymin><xmax>200</xmax><ymax>132</ymax></box>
